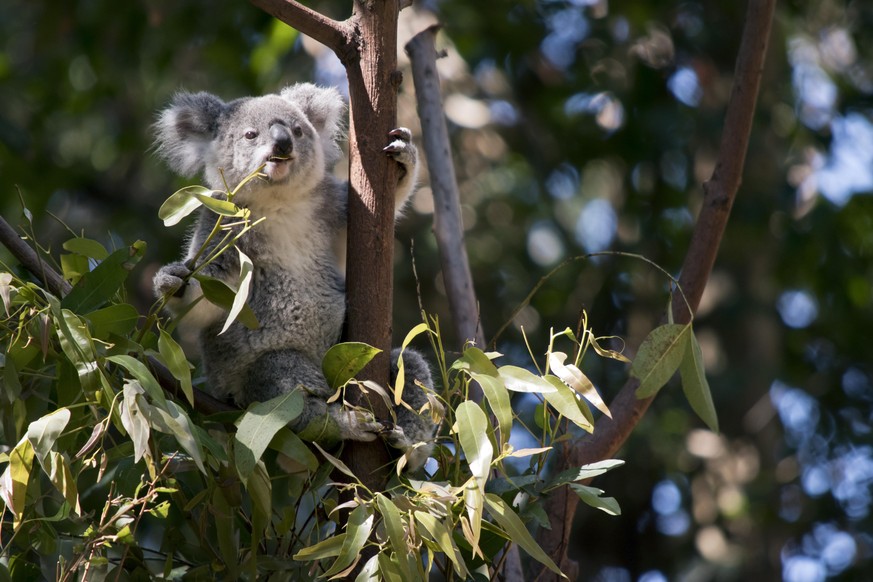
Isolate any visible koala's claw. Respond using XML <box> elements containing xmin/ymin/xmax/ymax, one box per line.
<box><xmin>154</xmin><ymin>262</ymin><xmax>192</xmax><ymax>298</ymax></box>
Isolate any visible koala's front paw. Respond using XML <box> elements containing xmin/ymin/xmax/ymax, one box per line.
<box><xmin>383</xmin><ymin>127</ymin><xmax>417</xmax><ymax>179</ymax></box>
<box><xmin>335</xmin><ymin>408</ymin><xmax>384</xmax><ymax>443</ymax></box>
<box><xmin>153</xmin><ymin>262</ymin><xmax>191</xmax><ymax>299</ymax></box>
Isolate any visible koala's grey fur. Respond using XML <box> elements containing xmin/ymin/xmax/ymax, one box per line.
<box><xmin>152</xmin><ymin>83</ymin><xmax>436</xmax><ymax>471</ymax></box>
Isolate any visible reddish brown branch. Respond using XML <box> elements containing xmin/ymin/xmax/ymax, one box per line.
<box><xmin>247</xmin><ymin>0</ymin><xmax>354</xmax><ymax>62</ymax></box>
<box><xmin>533</xmin><ymin>0</ymin><xmax>777</xmax><ymax>578</ymax></box>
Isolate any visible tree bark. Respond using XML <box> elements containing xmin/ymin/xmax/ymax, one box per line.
<box><xmin>405</xmin><ymin>26</ymin><xmax>485</xmax><ymax>351</ymax></box>
<box><xmin>532</xmin><ymin>0</ymin><xmax>777</xmax><ymax>578</ymax></box>
<box><xmin>249</xmin><ymin>0</ymin><xmax>404</xmax><ymax>492</ymax></box>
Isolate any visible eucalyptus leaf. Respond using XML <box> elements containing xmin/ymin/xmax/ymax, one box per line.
<box><xmin>469</xmin><ymin>372</ymin><xmax>512</xmax><ymax>446</ymax></box>
<box><xmin>631</xmin><ymin>323</ymin><xmax>692</xmax><ymax>398</ymax></box>
<box><xmin>545</xmin><ymin>459</ymin><xmax>626</xmax><ymax>491</ymax></box>
<box><xmin>570</xmin><ymin>484</ymin><xmax>622</xmax><ymax>516</ymax></box>
<box><xmin>158</xmin><ymin>185</ymin><xmax>209</xmax><ymax>227</ymax></box>
<box><xmin>393</xmin><ymin>322</ymin><xmax>429</xmax><ymax>405</ymax></box>
<box><xmin>219</xmin><ymin>247</ymin><xmax>254</xmax><ymax>335</ymax></box>
<box><xmin>62</xmin><ymin>241</ymin><xmax>145</xmax><ymax>313</ymax></box>
<box><xmin>414</xmin><ymin>511</ymin><xmax>469</xmax><ymax>579</ymax></box>
<box><xmin>548</xmin><ymin>352</ymin><xmax>610</xmax><ymax>418</ymax></box>
<box><xmin>321</xmin><ymin>504</ymin><xmax>373</xmax><ymax>578</ymax></box>
<box><xmin>62</xmin><ymin>237</ymin><xmax>109</xmax><ymax>260</ymax></box>
<box><xmin>157</xmin><ymin>328</ymin><xmax>194</xmax><ymax>407</ymax></box>
<box><xmin>194</xmin><ymin>274</ymin><xmax>259</xmax><ymax>330</ymax></box>
<box><xmin>322</xmin><ymin>342</ymin><xmax>381</xmax><ymax>391</ymax></box>
<box><xmin>542</xmin><ymin>375</ymin><xmax>594</xmax><ymax>433</ymax></box>
<box><xmin>680</xmin><ymin>330</ymin><xmax>719</xmax><ymax>432</ymax></box>
<box><xmin>497</xmin><ymin>365</ymin><xmax>556</xmax><ymax>393</ymax></box>
<box><xmin>234</xmin><ymin>390</ymin><xmax>304</xmax><ymax>484</ymax></box>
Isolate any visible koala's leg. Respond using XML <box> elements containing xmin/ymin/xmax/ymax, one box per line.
<box><xmin>243</xmin><ymin>349</ymin><xmax>384</xmax><ymax>445</ymax></box>
<box><xmin>383</xmin><ymin>128</ymin><xmax>420</xmax><ymax>215</ymax></box>
<box><xmin>387</xmin><ymin>347</ymin><xmax>438</xmax><ymax>472</ymax></box>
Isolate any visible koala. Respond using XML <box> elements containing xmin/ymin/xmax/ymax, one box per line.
<box><xmin>152</xmin><ymin>83</ymin><xmax>436</xmax><ymax>471</ymax></box>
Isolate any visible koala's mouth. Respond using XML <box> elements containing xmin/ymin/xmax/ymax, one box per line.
<box><xmin>263</xmin><ymin>155</ymin><xmax>294</xmax><ymax>181</ymax></box>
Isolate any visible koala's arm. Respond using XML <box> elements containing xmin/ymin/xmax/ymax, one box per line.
<box><xmin>153</xmin><ymin>211</ymin><xmax>240</xmax><ymax>329</ymax></box>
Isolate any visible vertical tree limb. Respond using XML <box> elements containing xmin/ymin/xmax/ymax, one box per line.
<box><xmin>250</xmin><ymin>0</ymin><xmax>403</xmax><ymax>491</ymax></box>
<box><xmin>405</xmin><ymin>25</ymin><xmax>486</xmax><ymax>351</ymax></box>
<box><xmin>533</xmin><ymin>0</ymin><xmax>777</xmax><ymax>578</ymax></box>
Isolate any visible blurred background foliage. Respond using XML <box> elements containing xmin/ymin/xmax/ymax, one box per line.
<box><xmin>1</xmin><ymin>0</ymin><xmax>872</xmax><ymax>580</ymax></box>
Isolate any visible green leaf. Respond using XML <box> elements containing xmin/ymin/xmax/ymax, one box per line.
<box><xmin>311</xmin><ymin>442</ymin><xmax>359</xmax><ymax>482</ymax></box>
<box><xmin>195</xmin><ymin>191</ymin><xmax>246</xmax><ymax>216</ymax></box>
<box><xmin>158</xmin><ymin>185</ymin><xmax>208</xmax><ymax>227</ymax></box>
<box><xmin>26</xmin><ymin>408</ymin><xmax>71</xmax><ymax>468</ymax></box>
<box><xmin>194</xmin><ymin>274</ymin><xmax>259</xmax><ymax>330</ymax></box>
<box><xmin>393</xmin><ymin>322</ymin><xmax>429</xmax><ymax>404</ymax></box>
<box><xmin>548</xmin><ymin>352</ymin><xmax>610</xmax><ymax>418</ymax></box>
<box><xmin>0</xmin><ymin>437</ymin><xmax>34</xmax><ymax>529</ymax></box>
<box><xmin>47</xmin><ymin>451</ymin><xmax>80</xmax><ymax>515</ymax></box>
<box><xmin>483</xmin><ymin>493</ymin><xmax>566</xmax><ymax>578</ymax></box>
<box><xmin>322</xmin><ymin>342</ymin><xmax>381</xmax><ymax>391</ymax></box>
<box><xmin>354</xmin><ymin>554</ymin><xmax>381</xmax><ymax>582</ymax></box>
<box><xmin>631</xmin><ymin>323</ymin><xmax>692</xmax><ymax>398</ymax></box>
<box><xmin>62</xmin><ymin>241</ymin><xmax>145</xmax><ymax>313</ymax></box>
<box><xmin>62</xmin><ymin>237</ymin><xmax>109</xmax><ymax>260</ymax></box>
<box><xmin>247</xmin><ymin>460</ymin><xmax>272</xmax><ymax>541</ymax></box>
<box><xmin>106</xmin><ymin>354</ymin><xmax>167</xmax><ymax>407</ymax></box>
<box><xmin>145</xmin><ymin>400</ymin><xmax>206</xmax><ymax>474</ymax></box>
<box><xmin>158</xmin><ymin>329</ymin><xmax>194</xmax><ymax>407</ymax></box>
<box><xmin>294</xmin><ymin>533</ymin><xmax>346</xmax><ymax>561</ymax></box>
<box><xmin>375</xmin><ymin>494</ymin><xmax>417</xmax><ymax>581</ymax></box>
<box><xmin>469</xmin><ymin>372</ymin><xmax>512</xmax><ymax>446</ymax></box>
<box><xmin>542</xmin><ymin>375</ymin><xmax>594</xmax><ymax>433</ymax></box>
<box><xmin>414</xmin><ymin>511</ymin><xmax>469</xmax><ymax>579</ymax></box>
<box><xmin>680</xmin><ymin>330</ymin><xmax>719</xmax><ymax>432</ymax></box>
<box><xmin>84</xmin><ymin>304</ymin><xmax>140</xmax><ymax>339</ymax></box>
<box><xmin>219</xmin><ymin>247</ymin><xmax>254</xmax><ymax>335</ymax></box>
<box><xmin>119</xmin><ymin>381</ymin><xmax>151</xmax><ymax>464</ymax></box>
<box><xmin>570</xmin><ymin>484</ymin><xmax>621</xmax><ymax>516</ymax></box>
<box><xmin>268</xmin><ymin>428</ymin><xmax>318</xmax><ymax>473</ymax></box>
<box><xmin>497</xmin><ymin>365</ymin><xmax>557</xmax><ymax>393</ymax></box>
<box><xmin>234</xmin><ymin>390</ymin><xmax>304</xmax><ymax>484</ymax></box>
<box><xmin>54</xmin><ymin>308</ymin><xmax>99</xmax><ymax>393</ymax></box>
<box><xmin>452</xmin><ymin>346</ymin><xmax>500</xmax><ymax>376</ymax></box>
<box><xmin>322</xmin><ymin>504</ymin><xmax>373</xmax><ymax>578</ymax></box>
<box><xmin>454</xmin><ymin>401</ymin><xmax>493</xmax><ymax>485</ymax></box>
<box><xmin>544</xmin><ymin>459</ymin><xmax>625</xmax><ymax>491</ymax></box>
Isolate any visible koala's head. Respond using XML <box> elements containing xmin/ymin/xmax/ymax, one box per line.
<box><xmin>154</xmin><ymin>83</ymin><xmax>345</xmax><ymax>200</ymax></box>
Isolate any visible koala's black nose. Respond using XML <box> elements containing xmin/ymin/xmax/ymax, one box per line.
<box><xmin>270</xmin><ymin>123</ymin><xmax>293</xmax><ymax>156</ymax></box>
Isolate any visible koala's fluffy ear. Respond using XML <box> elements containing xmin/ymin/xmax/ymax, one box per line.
<box><xmin>280</xmin><ymin>83</ymin><xmax>345</xmax><ymax>165</ymax></box>
<box><xmin>154</xmin><ymin>92</ymin><xmax>226</xmax><ymax>178</ymax></box>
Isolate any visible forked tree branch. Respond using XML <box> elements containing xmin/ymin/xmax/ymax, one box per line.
<box><xmin>0</xmin><ymin>213</ymin><xmax>235</xmax><ymax>416</ymax></box>
<box><xmin>533</xmin><ymin>0</ymin><xmax>778</xmax><ymax>578</ymax></box>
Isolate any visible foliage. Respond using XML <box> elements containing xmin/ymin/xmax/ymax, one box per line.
<box><xmin>0</xmin><ymin>167</ymin><xmax>716</xmax><ymax>578</ymax></box>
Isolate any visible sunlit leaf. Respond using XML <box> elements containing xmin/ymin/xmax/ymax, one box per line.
<box><xmin>393</xmin><ymin>322</ymin><xmax>430</xmax><ymax>405</ymax></box>
<box><xmin>119</xmin><ymin>381</ymin><xmax>150</xmax><ymax>464</ymax></box>
<box><xmin>542</xmin><ymin>375</ymin><xmax>594</xmax><ymax>433</ymax></box>
<box><xmin>0</xmin><ymin>437</ymin><xmax>34</xmax><ymax>529</ymax></box>
<box><xmin>312</xmin><ymin>442</ymin><xmax>359</xmax><ymax>482</ymax></box>
<box><xmin>158</xmin><ymin>185</ymin><xmax>208</xmax><ymax>227</ymax></box>
<box><xmin>454</xmin><ymin>401</ymin><xmax>493</xmax><ymax>484</ymax></box>
<box><xmin>631</xmin><ymin>323</ymin><xmax>692</xmax><ymax>398</ymax></box>
<box><xmin>680</xmin><ymin>330</ymin><xmax>719</xmax><ymax>432</ymax></box>
<box><xmin>548</xmin><ymin>352</ymin><xmax>610</xmax><ymax>418</ymax></box>
<box><xmin>146</xmin><ymin>400</ymin><xmax>206</xmax><ymax>474</ymax></box>
<box><xmin>322</xmin><ymin>342</ymin><xmax>381</xmax><ymax>391</ymax></box>
<box><xmin>26</xmin><ymin>408</ymin><xmax>70</xmax><ymax>467</ymax></box>
<box><xmin>234</xmin><ymin>389</ymin><xmax>304</xmax><ymax>484</ymax></box>
<box><xmin>195</xmin><ymin>191</ymin><xmax>245</xmax><ymax>216</ymax></box>
<box><xmin>589</xmin><ymin>335</ymin><xmax>632</xmax><ymax>364</ymax></box>
<box><xmin>497</xmin><ymin>365</ymin><xmax>557</xmax><ymax>393</ymax></box>
<box><xmin>219</xmin><ymin>247</ymin><xmax>254</xmax><ymax>335</ymax></box>
<box><xmin>47</xmin><ymin>451</ymin><xmax>80</xmax><ymax>515</ymax></box>
<box><xmin>106</xmin><ymin>354</ymin><xmax>166</xmax><ymax>407</ymax></box>
<box><xmin>483</xmin><ymin>493</ymin><xmax>566</xmax><ymax>578</ymax></box>
<box><xmin>469</xmin><ymin>372</ymin><xmax>512</xmax><ymax>446</ymax></box>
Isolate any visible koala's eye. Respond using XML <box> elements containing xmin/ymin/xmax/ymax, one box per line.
<box><xmin>292</xmin><ymin>126</ymin><xmax>304</xmax><ymax>138</ymax></box>
<box><xmin>244</xmin><ymin>130</ymin><xmax>259</xmax><ymax>140</ymax></box>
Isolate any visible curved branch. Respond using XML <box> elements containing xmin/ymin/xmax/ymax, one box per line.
<box><xmin>533</xmin><ymin>0</ymin><xmax>777</xmax><ymax>577</ymax></box>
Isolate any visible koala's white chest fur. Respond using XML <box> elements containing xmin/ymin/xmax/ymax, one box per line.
<box><xmin>249</xmin><ymin>192</ymin><xmax>329</xmax><ymax>272</ymax></box>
